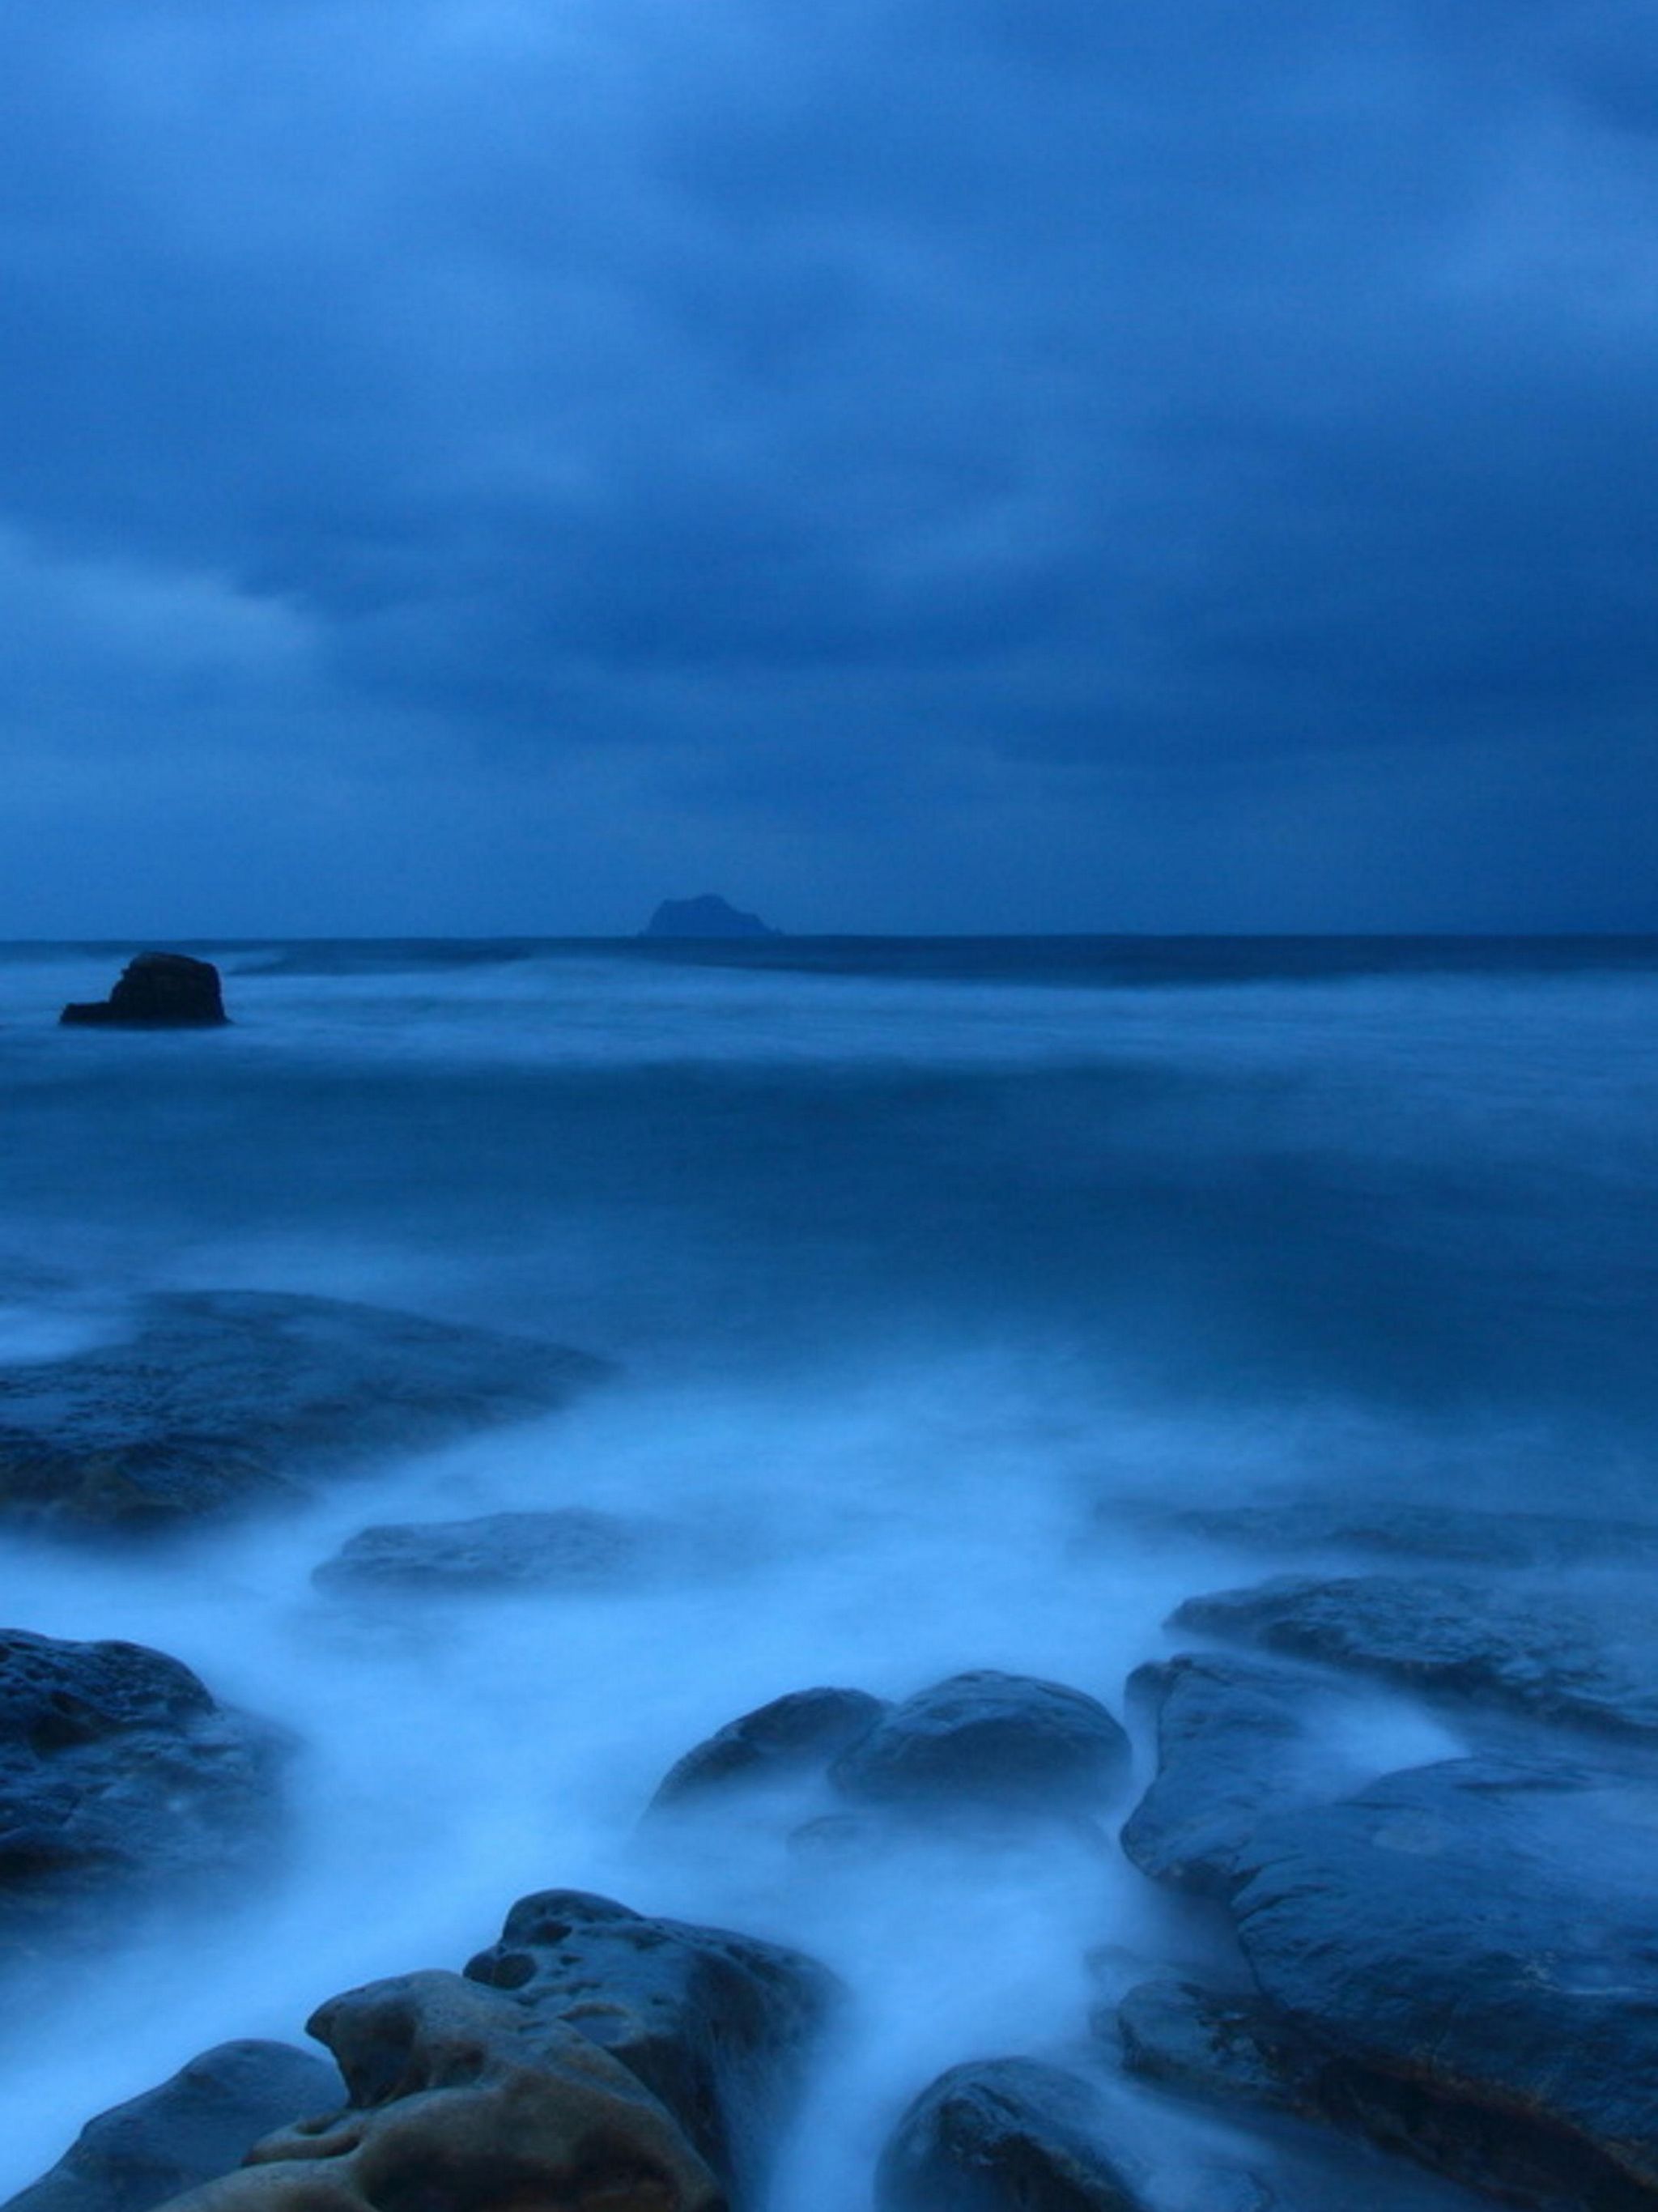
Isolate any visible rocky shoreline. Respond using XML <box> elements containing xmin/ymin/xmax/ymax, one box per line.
<box><xmin>4</xmin><ymin>1295</ymin><xmax>1657</xmax><ymax>2211</ymax></box>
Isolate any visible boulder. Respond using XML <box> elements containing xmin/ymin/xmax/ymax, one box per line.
<box><xmin>874</xmin><ymin>2057</ymin><xmax>1149</xmax><ymax>2212</ymax></box>
<box><xmin>1173</xmin><ymin>1572</ymin><xmax>1658</xmax><ymax>1741</ymax></box>
<box><xmin>60</xmin><ymin>955</ymin><xmax>228</xmax><ymax>1029</ymax></box>
<box><xmin>1119</xmin><ymin>1653</ymin><xmax>1365</xmax><ymax>1897</ymax></box>
<box><xmin>831</xmin><ymin>1670</ymin><xmax>1130</xmax><ymax>1818</ymax></box>
<box><xmin>146</xmin><ymin>1972</ymin><xmax>722</xmax><ymax>2212</ymax></box>
<box><xmin>641</xmin><ymin>897</ymin><xmax>778</xmax><ymax>941</ymax></box>
<box><xmin>1211</xmin><ymin>1756</ymin><xmax>1658</xmax><ymax>2208</ymax></box>
<box><xmin>0</xmin><ymin>1629</ymin><xmax>283</xmax><ymax>1955</ymax></box>
<box><xmin>0</xmin><ymin>1291</ymin><xmax>606</xmax><ymax>1536</ymax></box>
<box><xmin>2</xmin><ymin>2043</ymin><xmax>340</xmax><ymax>2212</ymax></box>
<box><xmin>645</xmin><ymin>1687</ymin><xmax>888</xmax><ymax>1814</ymax></box>
<box><xmin>312</xmin><ymin>1508</ymin><xmax>657</xmax><ymax>1598</ymax></box>
<box><xmin>464</xmin><ymin>1888</ymin><xmax>839</xmax><ymax>2207</ymax></box>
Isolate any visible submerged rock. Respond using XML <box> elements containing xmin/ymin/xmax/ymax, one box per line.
<box><xmin>1141</xmin><ymin>1496</ymin><xmax>1658</xmax><ymax>1570</ymax></box>
<box><xmin>875</xmin><ymin>2057</ymin><xmax>1149</xmax><ymax>2212</ymax></box>
<box><xmin>1173</xmin><ymin>1572</ymin><xmax>1658</xmax><ymax>1740</ymax></box>
<box><xmin>464</xmin><ymin>1888</ymin><xmax>839</xmax><ymax>2208</ymax></box>
<box><xmin>312</xmin><ymin>1508</ymin><xmax>657</xmax><ymax>1597</ymax></box>
<box><xmin>0</xmin><ymin>1290</ymin><xmax>606</xmax><ymax>1535</ymax></box>
<box><xmin>646</xmin><ymin>1687</ymin><xmax>888</xmax><ymax>1814</ymax></box>
<box><xmin>59</xmin><ymin>954</ymin><xmax>228</xmax><ymax>1029</ymax></box>
<box><xmin>0</xmin><ymin>1629</ymin><xmax>283</xmax><ymax>1955</ymax></box>
<box><xmin>2</xmin><ymin>2042</ymin><xmax>341</xmax><ymax>2212</ymax></box>
<box><xmin>831</xmin><ymin>1670</ymin><xmax>1130</xmax><ymax>1817</ymax></box>
<box><xmin>642</xmin><ymin>895</ymin><xmax>779</xmax><ymax>940</ymax></box>
<box><xmin>151</xmin><ymin>1972</ymin><xmax>723</xmax><ymax>2212</ymax></box>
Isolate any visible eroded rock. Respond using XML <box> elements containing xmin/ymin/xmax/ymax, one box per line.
<box><xmin>60</xmin><ymin>955</ymin><xmax>229</xmax><ymax>1030</ymax></box>
<box><xmin>875</xmin><ymin>2057</ymin><xmax>1148</xmax><ymax>2212</ymax></box>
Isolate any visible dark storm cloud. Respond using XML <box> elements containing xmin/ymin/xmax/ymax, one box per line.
<box><xmin>0</xmin><ymin>0</ymin><xmax>1655</xmax><ymax>928</ymax></box>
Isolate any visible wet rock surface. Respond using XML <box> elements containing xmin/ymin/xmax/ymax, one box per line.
<box><xmin>464</xmin><ymin>1887</ymin><xmax>839</xmax><ymax>2206</ymax></box>
<box><xmin>0</xmin><ymin>1629</ymin><xmax>284</xmax><ymax>1953</ymax></box>
<box><xmin>646</xmin><ymin>1687</ymin><xmax>889</xmax><ymax>1813</ymax></box>
<box><xmin>1173</xmin><ymin>1572</ymin><xmax>1658</xmax><ymax>1740</ymax></box>
<box><xmin>312</xmin><ymin>1508</ymin><xmax>657</xmax><ymax>1597</ymax></box>
<box><xmin>1141</xmin><ymin>1498</ymin><xmax>1658</xmax><ymax>1570</ymax></box>
<box><xmin>0</xmin><ymin>1290</ymin><xmax>606</xmax><ymax>1534</ymax></box>
<box><xmin>831</xmin><ymin>1670</ymin><xmax>1130</xmax><ymax>1817</ymax></box>
<box><xmin>2</xmin><ymin>2042</ymin><xmax>341</xmax><ymax>2212</ymax></box>
<box><xmin>59</xmin><ymin>954</ymin><xmax>229</xmax><ymax>1030</ymax></box>
<box><xmin>875</xmin><ymin>2057</ymin><xmax>1149</xmax><ymax>2212</ymax></box>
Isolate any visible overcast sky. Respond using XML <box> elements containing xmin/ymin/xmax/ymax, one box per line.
<box><xmin>2</xmin><ymin>0</ymin><xmax>1654</xmax><ymax>934</ymax></box>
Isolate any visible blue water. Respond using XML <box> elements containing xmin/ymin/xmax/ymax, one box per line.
<box><xmin>1</xmin><ymin>937</ymin><xmax>1655</xmax><ymax>2206</ymax></box>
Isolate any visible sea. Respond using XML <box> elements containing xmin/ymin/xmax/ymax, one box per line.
<box><xmin>2</xmin><ymin>934</ymin><xmax>1656</xmax><ymax>2208</ymax></box>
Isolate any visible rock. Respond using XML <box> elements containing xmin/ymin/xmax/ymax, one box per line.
<box><xmin>464</xmin><ymin>1887</ymin><xmax>839</xmax><ymax>2207</ymax></box>
<box><xmin>1139</xmin><ymin>1498</ymin><xmax>1658</xmax><ymax>1570</ymax></box>
<box><xmin>0</xmin><ymin>1290</ymin><xmax>606</xmax><ymax>1536</ymax></box>
<box><xmin>60</xmin><ymin>955</ymin><xmax>228</xmax><ymax>1029</ymax></box>
<box><xmin>2</xmin><ymin>2043</ymin><xmax>341</xmax><ymax>2212</ymax></box>
<box><xmin>646</xmin><ymin>1687</ymin><xmax>888</xmax><ymax>1814</ymax></box>
<box><xmin>312</xmin><ymin>1508</ymin><xmax>656</xmax><ymax>1598</ymax></box>
<box><xmin>1212</xmin><ymin>1755</ymin><xmax>1658</xmax><ymax>2208</ymax></box>
<box><xmin>1115</xmin><ymin>1977</ymin><xmax>1332</xmax><ymax>2125</ymax></box>
<box><xmin>1119</xmin><ymin>1653</ymin><xmax>1366</xmax><ymax>1898</ymax></box>
<box><xmin>1173</xmin><ymin>1574</ymin><xmax>1658</xmax><ymax>1742</ymax></box>
<box><xmin>0</xmin><ymin>1629</ymin><xmax>283</xmax><ymax>1955</ymax></box>
<box><xmin>642</xmin><ymin>896</ymin><xmax>779</xmax><ymax>940</ymax></box>
<box><xmin>831</xmin><ymin>1670</ymin><xmax>1130</xmax><ymax>1818</ymax></box>
<box><xmin>148</xmin><ymin>1971</ymin><xmax>722</xmax><ymax>2212</ymax></box>
<box><xmin>874</xmin><ymin>2057</ymin><xmax>1149</xmax><ymax>2212</ymax></box>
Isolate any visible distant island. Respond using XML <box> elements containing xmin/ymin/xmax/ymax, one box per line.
<box><xmin>641</xmin><ymin>895</ymin><xmax>780</xmax><ymax>940</ymax></box>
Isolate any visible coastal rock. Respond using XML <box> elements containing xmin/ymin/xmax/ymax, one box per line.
<box><xmin>312</xmin><ymin>1508</ymin><xmax>656</xmax><ymax>1598</ymax></box>
<box><xmin>1140</xmin><ymin>1497</ymin><xmax>1658</xmax><ymax>1570</ymax></box>
<box><xmin>1173</xmin><ymin>1573</ymin><xmax>1658</xmax><ymax>1740</ymax></box>
<box><xmin>1115</xmin><ymin>1976</ymin><xmax>1334</xmax><ymax>2123</ymax></box>
<box><xmin>1211</xmin><ymin>1756</ymin><xmax>1658</xmax><ymax>2207</ymax></box>
<box><xmin>0</xmin><ymin>1629</ymin><xmax>283</xmax><ymax>1954</ymax></box>
<box><xmin>1119</xmin><ymin>1653</ymin><xmax>1366</xmax><ymax>1897</ymax></box>
<box><xmin>149</xmin><ymin>1972</ymin><xmax>722</xmax><ymax>2212</ymax></box>
<box><xmin>831</xmin><ymin>1670</ymin><xmax>1130</xmax><ymax>1818</ymax></box>
<box><xmin>2</xmin><ymin>2043</ymin><xmax>341</xmax><ymax>2212</ymax></box>
<box><xmin>875</xmin><ymin>2057</ymin><xmax>1148</xmax><ymax>2212</ymax></box>
<box><xmin>0</xmin><ymin>1290</ymin><xmax>606</xmax><ymax>1535</ymax></box>
<box><xmin>646</xmin><ymin>1687</ymin><xmax>888</xmax><ymax>1814</ymax></box>
<box><xmin>642</xmin><ymin>895</ymin><xmax>779</xmax><ymax>940</ymax></box>
<box><xmin>464</xmin><ymin>1887</ymin><xmax>839</xmax><ymax>2206</ymax></box>
<box><xmin>60</xmin><ymin>955</ymin><xmax>228</xmax><ymax>1029</ymax></box>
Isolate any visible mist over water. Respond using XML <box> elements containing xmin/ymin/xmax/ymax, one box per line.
<box><xmin>1</xmin><ymin>937</ymin><xmax>1655</xmax><ymax>2206</ymax></box>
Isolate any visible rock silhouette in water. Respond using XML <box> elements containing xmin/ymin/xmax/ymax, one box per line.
<box><xmin>642</xmin><ymin>895</ymin><xmax>779</xmax><ymax>938</ymax></box>
<box><xmin>60</xmin><ymin>953</ymin><xmax>229</xmax><ymax>1027</ymax></box>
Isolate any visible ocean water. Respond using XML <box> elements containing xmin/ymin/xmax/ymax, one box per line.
<box><xmin>1</xmin><ymin>935</ymin><xmax>1656</xmax><ymax>2207</ymax></box>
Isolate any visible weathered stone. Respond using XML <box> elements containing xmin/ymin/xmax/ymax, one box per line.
<box><xmin>0</xmin><ymin>1629</ymin><xmax>283</xmax><ymax>1954</ymax></box>
<box><xmin>646</xmin><ymin>1688</ymin><xmax>887</xmax><ymax>1814</ymax></box>
<box><xmin>642</xmin><ymin>897</ymin><xmax>778</xmax><ymax>940</ymax></box>
<box><xmin>2</xmin><ymin>2043</ymin><xmax>340</xmax><ymax>2212</ymax></box>
<box><xmin>875</xmin><ymin>2057</ymin><xmax>1149</xmax><ymax>2212</ymax></box>
<box><xmin>147</xmin><ymin>1972</ymin><xmax>721</xmax><ymax>2212</ymax></box>
<box><xmin>464</xmin><ymin>1888</ymin><xmax>838</xmax><ymax>2207</ymax></box>
<box><xmin>312</xmin><ymin>1508</ymin><xmax>656</xmax><ymax>1598</ymax></box>
<box><xmin>1174</xmin><ymin>1572</ymin><xmax>1658</xmax><ymax>1741</ymax></box>
<box><xmin>831</xmin><ymin>1670</ymin><xmax>1129</xmax><ymax>1817</ymax></box>
<box><xmin>1140</xmin><ymin>1497</ymin><xmax>1658</xmax><ymax>1570</ymax></box>
<box><xmin>60</xmin><ymin>955</ymin><xmax>228</xmax><ymax>1029</ymax></box>
<box><xmin>0</xmin><ymin>1291</ymin><xmax>606</xmax><ymax>1535</ymax></box>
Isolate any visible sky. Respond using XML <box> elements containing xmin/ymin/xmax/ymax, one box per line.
<box><xmin>1</xmin><ymin>0</ymin><xmax>1655</xmax><ymax>935</ymax></box>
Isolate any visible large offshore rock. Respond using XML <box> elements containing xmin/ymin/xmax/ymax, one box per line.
<box><xmin>1119</xmin><ymin>1652</ymin><xmax>1367</xmax><ymax>1897</ymax></box>
<box><xmin>646</xmin><ymin>1687</ymin><xmax>888</xmax><ymax>1814</ymax></box>
<box><xmin>0</xmin><ymin>1630</ymin><xmax>283</xmax><ymax>1954</ymax></box>
<box><xmin>875</xmin><ymin>2057</ymin><xmax>1149</xmax><ymax>2212</ymax></box>
<box><xmin>830</xmin><ymin>1670</ymin><xmax>1130</xmax><ymax>1818</ymax></box>
<box><xmin>464</xmin><ymin>1888</ymin><xmax>838</xmax><ymax>2207</ymax></box>
<box><xmin>148</xmin><ymin>1972</ymin><xmax>722</xmax><ymax>2212</ymax></box>
<box><xmin>312</xmin><ymin>1508</ymin><xmax>657</xmax><ymax>1598</ymax></box>
<box><xmin>1174</xmin><ymin>1572</ymin><xmax>1658</xmax><ymax>1741</ymax></box>
<box><xmin>1213</xmin><ymin>1756</ymin><xmax>1658</xmax><ymax>2208</ymax></box>
<box><xmin>2</xmin><ymin>2043</ymin><xmax>340</xmax><ymax>2212</ymax></box>
<box><xmin>641</xmin><ymin>896</ymin><xmax>778</xmax><ymax>940</ymax></box>
<box><xmin>60</xmin><ymin>955</ymin><xmax>229</xmax><ymax>1030</ymax></box>
<box><xmin>0</xmin><ymin>1290</ymin><xmax>606</xmax><ymax>1535</ymax></box>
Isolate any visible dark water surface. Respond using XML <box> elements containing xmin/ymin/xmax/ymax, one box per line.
<box><xmin>1</xmin><ymin>937</ymin><xmax>1656</xmax><ymax>2205</ymax></box>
